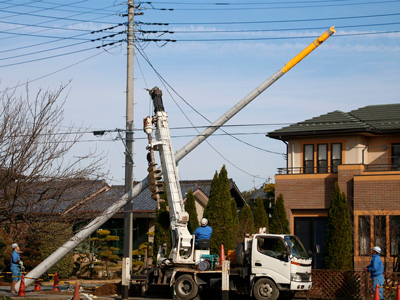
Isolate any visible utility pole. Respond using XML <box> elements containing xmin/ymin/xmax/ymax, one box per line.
<box><xmin>17</xmin><ymin>26</ymin><xmax>334</xmax><ymax>292</ymax></box>
<box><xmin>122</xmin><ymin>1</ymin><xmax>135</xmax><ymax>299</ymax></box>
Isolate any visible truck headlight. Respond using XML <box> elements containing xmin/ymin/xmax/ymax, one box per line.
<box><xmin>291</xmin><ymin>273</ymin><xmax>302</xmax><ymax>282</ymax></box>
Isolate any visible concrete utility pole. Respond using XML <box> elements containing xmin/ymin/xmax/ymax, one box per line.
<box><xmin>122</xmin><ymin>1</ymin><xmax>135</xmax><ymax>299</ymax></box>
<box><xmin>17</xmin><ymin>27</ymin><xmax>334</xmax><ymax>292</ymax></box>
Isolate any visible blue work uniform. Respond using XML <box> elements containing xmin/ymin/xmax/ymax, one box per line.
<box><xmin>10</xmin><ymin>250</ymin><xmax>21</xmax><ymax>281</ymax></box>
<box><xmin>368</xmin><ymin>253</ymin><xmax>384</xmax><ymax>300</ymax></box>
<box><xmin>193</xmin><ymin>225</ymin><xmax>212</xmax><ymax>244</ymax></box>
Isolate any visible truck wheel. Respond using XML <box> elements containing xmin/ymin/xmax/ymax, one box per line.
<box><xmin>236</xmin><ymin>242</ymin><xmax>245</xmax><ymax>266</ymax></box>
<box><xmin>253</xmin><ymin>278</ymin><xmax>279</xmax><ymax>300</ymax></box>
<box><xmin>174</xmin><ymin>274</ymin><xmax>199</xmax><ymax>300</ymax></box>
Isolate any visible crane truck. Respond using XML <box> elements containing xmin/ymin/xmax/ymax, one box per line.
<box><xmin>142</xmin><ymin>87</ymin><xmax>312</xmax><ymax>300</ymax></box>
<box><xmin>17</xmin><ymin>26</ymin><xmax>334</xmax><ymax>296</ymax></box>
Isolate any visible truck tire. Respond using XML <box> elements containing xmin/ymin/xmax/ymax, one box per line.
<box><xmin>253</xmin><ymin>278</ymin><xmax>279</xmax><ymax>300</ymax></box>
<box><xmin>236</xmin><ymin>242</ymin><xmax>245</xmax><ymax>266</ymax></box>
<box><xmin>174</xmin><ymin>274</ymin><xmax>199</xmax><ymax>300</ymax></box>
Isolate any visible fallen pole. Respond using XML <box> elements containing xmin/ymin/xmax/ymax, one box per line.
<box><xmin>17</xmin><ymin>26</ymin><xmax>335</xmax><ymax>290</ymax></box>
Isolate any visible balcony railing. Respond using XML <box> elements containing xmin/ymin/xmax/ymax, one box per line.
<box><xmin>277</xmin><ymin>164</ymin><xmax>400</xmax><ymax>175</ymax></box>
<box><xmin>365</xmin><ymin>163</ymin><xmax>400</xmax><ymax>172</ymax></box>
<box><xmin>277</xmin><ymin>166</ymin><xmax>338</xmax><ymax>175</ymax></box>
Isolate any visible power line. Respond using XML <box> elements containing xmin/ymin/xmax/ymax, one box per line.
<box><xmin>140</xmin><ymin>21</ymin><xmax>400</xmax><ymax>35</ymax></box>
<box><xmin>0</xmin><ymin>0</ymin><xmax>89</xmax><ymax>20</ymax></box>
<box><xmin>139</xmin><ymin>0</ymin><xmax>395</xmax><ymax>5</ymax></box>
<box><xmin>37</xmin><ymin>0</ymin><xmax>122</xmax><ymax>13</ymax></box>
<box><xmin>135</xmin><ymin>44</ymin><xmax>283</xmax><ymax>156</ymax></box>
<box><xmin>0</xmin><ymin>30</ymin><xmax>125</xmax><ymax>62</ymax></box>
<box><xmin>144</xmin><ymin>0</ymin><xmax>400</xmax><ymax>11</ymax></box>
<box><xmin>18</xmin><ymin>2</ymin><xmax>121</xmax><ymax>15</ymax></box>
<box><xmin>0</xmin><ymin>19</ymin><xmax>122</xmax><ymax>33</ymax></box>
<box><xmin>0</xmin><ymin>24</ymin><xmax>124</xmax><ymax>55</ymax></box>
<box><xmin>0</xmin><ymin>40</ymin><xmax>124</xmax><ymax>68</ymax></box>
<box><xmin>0</xmin><ymin>29</ymin><xmax>125</xmax><ymax>42</ymax></box>
<box><xmin>0</xmin><ymin>45</ymin><xmax>118</xmax><ymax>93</ymax></box>
<box><xmin>0</xmin><ymin>3</ymin><xmax>122</xmax><ymax>44</ymax></box>
<box><xmin>138</xmin><ymin>30</ymin><xmax>400</xmax><ymax>42</ymax></box>
<box><xmin>0</xmin><ymin>7</ymin><xmax>122</xmax><ymax>24</ymax></box>
<box><xmin>137</xmin><ymin>12</ymin><xmax>400</xmax><ymax>25</ymax></box>
<box><xmin>134</xmin><ymin>45</ymin><xmax>275</xmax><ymax>179</ymax></box>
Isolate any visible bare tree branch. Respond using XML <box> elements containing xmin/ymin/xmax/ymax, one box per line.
<box><xmin>0</xmin><ymin>84</ymin><xmax>108</xmax><ymax>239</ymax></box>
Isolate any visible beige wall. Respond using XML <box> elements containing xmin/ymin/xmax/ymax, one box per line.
<box><xmin>287</xmin><ymin>134</ymin><xmax>400</xmax><ymax>170</ymax></box>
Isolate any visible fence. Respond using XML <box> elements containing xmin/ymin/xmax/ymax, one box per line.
<box><xmin>297</xmin><ymin>270</ymin><xmax>400</xmax><ymax>300</ymax></box>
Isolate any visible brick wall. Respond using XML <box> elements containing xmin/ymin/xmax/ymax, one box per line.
<box><xmin>354</xmin><ymin>175</ymin><xmax>400</xmax><ymax>211</ymax></box>
<box><xmin>275</xmin><ymin>174</ymin><xmax>337</xmax><ymax>230</ymax></box>
<box><xmin>337</xmin><ymin>165</ymin><xmax>365</xmax><ymax>209</ymax></box>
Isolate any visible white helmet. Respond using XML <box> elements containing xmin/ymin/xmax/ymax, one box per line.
<box><xmin>200</xmin><ymin>218</ymin><xmax>208</xmax><ymax>226</ymax></box>
<box><xmin>11</xmin><ymin>243</ymin><xmax>18</xmax><ymax>249</ymax></box>
<box><xmin>372</xmin><ymin>246</ymin><xmax>381</xmax><ymax>254</ymax></box>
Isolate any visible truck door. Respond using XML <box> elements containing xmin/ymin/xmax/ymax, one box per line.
<box><xmin>252</xmin><ymin>236</ymin><xmax>290</xmax><ymax>284</ymax></box>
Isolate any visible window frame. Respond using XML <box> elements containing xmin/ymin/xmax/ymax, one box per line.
<box><xmin>331</xmin><ymin>143</ymin><xmax>342</xmax><ymax>173</ymax></box>
<box><xmin>358</xmin><ymin>216</ymin><xmax>371</xmax><ymax>256</ymax></box>
<box><xmin>317</xmin><ymin>144</ymin><xmax>328</xmax><ymax>173</ymax></box>
<box><xmin>392</xmin><ymin>143</ymin><xmax>400</xmax><ymax>171</ymax></box>
<box><xmin>256</xmin><ymin>236</ymin><xmax>288</xmax><ymax>262</ymax></box>
<box><xmin>303</xmin><ymin>144</ymin><xmax>314</xmax><ymax>174</ymax></box>
<box><xmin>390</xmin><ymin>216</ymin><xmax>400</xmax><ymax>257</ymax></box>
<box><xmin>374</xmin><ymin>215</ymin><xmax>386</xmax><ymax>256</ymax></box>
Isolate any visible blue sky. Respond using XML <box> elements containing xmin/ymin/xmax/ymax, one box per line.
<box><xmin>1</xmin><ymin>0</ymin><xmax>399</xmax><ymax>192</ymax></box>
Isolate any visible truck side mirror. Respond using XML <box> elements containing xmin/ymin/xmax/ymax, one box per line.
<box><xmin>283</xmin><ymin>252</ymin><xmax>289</xmax><ymax>262</ymax></box>
<box><xmin>315</xmin><ymin>245</ymin><xmax>320</xmax><ymax>255</ymax></box>
<box><xmin>307</xmin><ymin>249</ymin><xmax>314</xmax><ymax>257</ymax></box>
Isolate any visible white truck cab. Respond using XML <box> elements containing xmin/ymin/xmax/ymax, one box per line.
<box><xmin>247</xmin><ymin>234</ymin><xmax>312</xmax><ymax>300</ymax></box>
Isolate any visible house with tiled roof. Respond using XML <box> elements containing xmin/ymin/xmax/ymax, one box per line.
<box><xmin>79</xmin><ymin>179</ymin><xmax>247</xmax><ymax>254</ymax></box>
<box><xmin>267</xmin><ymin>103</ymin><xmax>400</xmax><ymax>270</ymax></box>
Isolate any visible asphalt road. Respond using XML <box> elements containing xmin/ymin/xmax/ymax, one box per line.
<box><xmin>0</xmin><ymin>283</ymin><xmax>309</xmax><ymax>300</ymax></box>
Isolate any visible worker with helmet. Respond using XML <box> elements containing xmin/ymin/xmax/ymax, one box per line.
<box><xmin>366</xmin><ymin>246</ymin><xmax>384</xmax><ymax>300</ymax></box>
<box><xmin>193</xmin><ymin>218</ymin><xmax>212</xmax><ymax>245</ymax></box>
<box><xmin>10</xmin><ymin>243</ymin><xmax>22</xmax><ymax>293</ymax></box>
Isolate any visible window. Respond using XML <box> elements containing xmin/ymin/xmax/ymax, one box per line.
<box><xmin>392</xmin><ymin>143</ymin><xmax>400</xmax><ymax>171</ymax></box>
<box><xmin>390</xmin><ymin>216</ymin><xmax>400</xmax><ymax>256</ymax></box>
<box><xmin>304</xmin><ymin>144</ymin><xmax>314</xmax><ymax>174</ymax></box>
<box><xmin>302</xmin><ymin>142</ymin><xmax>342</xmax><ymax>174</ymax></box>
<box><xmin>257</xmin><ymin>236</ymin><xmax>288</xmax><ymax>261</ymax></box>
<box><xmin>359</xmin><ymin>216</ymin><xmax>371</xmax><ymax>256</ymax></box>
<box><xmin>331</xmin><ymin>143</ymin><xmax>342</xmax><ymax>173</ymax></box>
<box><xmin>317</xmin><ymin>144</ymin><xmax>328</xmax><ymax>173</ymax></box>
<box><xmin>374</xmin><ymin>216</ymin><xmax>386</xmax><ymax>256</ymax></box>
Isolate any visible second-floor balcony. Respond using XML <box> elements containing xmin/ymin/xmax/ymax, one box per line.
<box><xmin>277</xmin><ymin>163</ymin><xmax>400</xmax><ymax>175</ymax></box>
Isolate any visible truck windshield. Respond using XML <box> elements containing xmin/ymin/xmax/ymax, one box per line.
<box><xmin>284</xmin><ymin>236</ymin><xmax>309</xmax><ymax>259</ymax></box>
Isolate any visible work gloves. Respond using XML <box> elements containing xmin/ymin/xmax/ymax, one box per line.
<box><xmin>19</xmin><ymin>261</ymin><xmax>25</xmax><ymax>271</ymax></box>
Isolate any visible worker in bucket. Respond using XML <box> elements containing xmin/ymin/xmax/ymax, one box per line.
<box><xmin>366</xmin><ymin>246</ymin><xmax>384</xmax><ymax>300</ymax></box>
<box><xmin>10</xmin><ymin>243</ymin><xmax>23</xmax><ymax>293</ymax></box>
<box><xmin>194</xmin><ymin>218</ymin><xmax>212</xmax><ymax>245</ymax></box>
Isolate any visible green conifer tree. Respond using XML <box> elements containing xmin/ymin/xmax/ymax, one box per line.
<box><xmin>204</xmin><ymin>165</ymin><xmax>235</xmax><ymax>254</ymax></box>
<box><xmin>203</xmin><ymin>171</ymin><xmax>219</xmax><ymax>221</ymax></box>
<box><xmin>185</xmin><ymin>189</ymin><xmax>199</xmax><ymax>234</ymax></box>
<box><xmin>323</xmin><ymin>182</ymin><xmax>353</xmax><ymax>270</ymax></box>
<box><xmin>269</xmin><ymin>193</ymin><xmax>290</xmax><ymax>234</ymax></box>
<box><xmin>263</xmin><ymin>183</ymin><xmax>275</xmax><ymax>216</ymax></box>
<box><xmin>230</xmin><ymin>197</ymin><xmax>240</xmax><ymax>244</ymax></box>
<box><xmin>254</xmin><ymin>197</ymin><xmax>269</xmax><ymax>233</ymax></box>
<box><xmin>153</xmin><ymin>198</ymin><xmax>171</xmax><ymax>262</ymax></box>
<box><xmin>239</xmin><ymin>204</ymin><xmax>255</xmax><ymax>239</ymax></box>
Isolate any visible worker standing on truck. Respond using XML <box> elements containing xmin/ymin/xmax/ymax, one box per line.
<box><xmin>366</xmin><ymin>246</ymin><xmax>384</xmax><ymax>300</ymax></box>
<box><xmin>194</xmin><ymin>218</ymin><xmax>212</xmax><ymax>245</ymax></box>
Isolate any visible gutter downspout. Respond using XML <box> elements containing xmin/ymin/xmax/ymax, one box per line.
<box><xmin>282</xmin><ymin>140</ymin><xmax>288</xmax><ymax>174</ymax></box>
<box><xmin>362</xmin><ymin>145</ymin><xmax>368</xmax><ymax>165</ymax></box>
